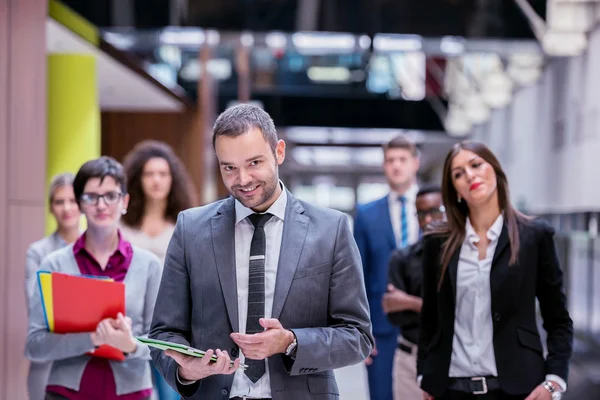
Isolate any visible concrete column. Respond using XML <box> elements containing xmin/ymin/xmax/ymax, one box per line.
<box><xmin>0</xmin><ymin>0</ymin><xmax>48</xmax><ymax>397</ymax></box>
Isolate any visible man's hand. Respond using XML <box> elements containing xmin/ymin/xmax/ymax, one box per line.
<box><xmin>382</xmin><ymin>284</ymin><xmax>419</xmax><ymax>313</ymax></box>
<box><xmin>166</xmin><ymin>348</ymin><xmax>240</xmax><ymax>381</ymax></box>
<box><xmin>364</xmin><ymin>337</ymin><xmax>377</xmax><ymax>366</ymax></box>
<box><xmin>422</xmin><ymin>390</ymin><xmax>434</xmax><ymax>400</ymax></box>
<box><xmin>230</xmin><ymin>318</ymin><xmax>294</xmax><ymax>360</ymax></box>
<box><xmin>90</xmin><ymin>313</ymin><xmax>136</xmax><ymax>353</ymax></box>
<box><xmin>525</xmin><ymin>382</ymin><xmax>560</xmax><ymax>400</ymax></box>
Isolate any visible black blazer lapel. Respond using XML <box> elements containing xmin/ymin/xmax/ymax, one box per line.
<box><xmin>490</xmin><ymin>224</ymin><xmax>510</xmax><ymax>299</ymax></box>
<box><xmin>492</xmin><ymin>223</ymin><xmax>509</xmax><ymax>266</ymax></box>
<box><xmin>446</xmin><ymin>248</ymin><xmax>461</xmax><ymax>307</ymax></box>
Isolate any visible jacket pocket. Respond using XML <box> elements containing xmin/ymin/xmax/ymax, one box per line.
<box><xmin>517</xmin><ymin>327</ymin><xmax>543</xmax><ymax>355</ymax></box>
<box><xmin>294</xmin><ymin>263</ymin><xmax>330</xmax><ymax>279</ymax></box>
<box><xmin>307</xmin><ymin>375</ymin><xmax>339</xmax><ymax>395</ymax></box>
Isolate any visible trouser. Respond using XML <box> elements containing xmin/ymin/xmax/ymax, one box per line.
<box><xmin>392</xmin><ymin>337</ymin><xmax>421</xmax><ymax>400</ymax></box>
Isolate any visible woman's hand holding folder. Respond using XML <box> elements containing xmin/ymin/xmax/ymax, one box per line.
<box><xmin>91</xmin><ymin>312</ymin><xmax>137</xmax><ymax>354</ymax></box>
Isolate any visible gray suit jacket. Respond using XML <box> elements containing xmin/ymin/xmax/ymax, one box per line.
<box><xmin>150</xmin><ymin>191</ymin><xmax>374</xmax><ymax>400</ymax></box>
<box><xmin>25</xmin><ymin>232</ymin><xmax>66</xmax><ymax>306</ymax></box>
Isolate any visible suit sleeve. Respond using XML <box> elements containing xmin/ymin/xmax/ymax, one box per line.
<box><xmin>536</xmin><ymin>224</ymin><xmax>573</xmax><ymax>382</ymax></box>
<box><xmin>353</xmin><ymin>207</ymin><xmax>369</xmax><ymax>290</ymax></box>
<box><xmin>149</xmin><ymin>212</ymin><xmax>202</xmax><ymax>396</ymax></box>
<box><xmin>25</xmin><ymin>245</ymin><xmax>42</xmax><ymax>309</ymax></box>
<box><xmin>387</xmin><ymin>249</ymin><xmax>419</xmax><ymax>328</ymax></box>
<box><xmin>288</xmin><ymin>213</ymin><xmax>375</xmax><ymax>375</ymax></box>
<box><xmin>417</xmin><ymin>235</ymin><xmax>440</xmax><ymax>376</ymax></box>
<box><xmin>126</xmin><ymin>256</ymin><xmax>163</xmax><ymax>360</ymax></box>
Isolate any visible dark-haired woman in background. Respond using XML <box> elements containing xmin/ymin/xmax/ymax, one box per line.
<box><xmin>120</xmin><ymin>141</ymin><xmax>196</xmax><ymax>400</ymax></box>
<box><xmin>418</xmin><ymin>142</ymin><xmax>573</xmax><ymax>400</ymax></box>
<box><xmin>120</xmin><ymin>140</ymin><xmax>196</xmax><ymax>264</ymax></box>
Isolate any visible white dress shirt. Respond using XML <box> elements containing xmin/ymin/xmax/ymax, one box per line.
<box><xmin>449</xmin><ymin>214</ymin><xmax>503</xmax><ymax>378</ymax></box>
<box><xmin>388</xmin><ymin>183</ymin><xmax>420</xmax><ymax>249</ymax></box>
<box><xmin>229</xmin><ymin>186</ymin><xmax>287</xmax><ymax>399</ymax></box>
<box><xmin>449</xmin><ymin>214</ymin><xmax>567</xmax><ymax>391</ymax></box>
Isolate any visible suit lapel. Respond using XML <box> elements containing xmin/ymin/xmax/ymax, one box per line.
<box><xmin>447</xmin><ymin>247</ymin><xmax>461</xmax><ymax>305</ymax></box>
<box><xmin>381</xmin><ymin>196</ymin><xmax>397</xmax><ymax>250</ymax></box>
<box><xmin>211</xmin><ymin>197</ymin><xmax>239</xmax><ymax>332</ymax></box>
<box><xmin>490</xmin><ymin>223</ymin><xmax>510</xmax><ymax>300</ymax></box>
<box><xmin>272</xmin><ymin>192</ymin><xmax>309</xmax><ymax>320</ymax></box>
<box><xmin>492</xmin><ymin>223</ymin><xmax>509</xmax><ymax>266</ymax></box>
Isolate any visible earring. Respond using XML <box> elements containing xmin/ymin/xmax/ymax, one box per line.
<box><xmin>121</xmin><ymin>209</ymin><xmax>127</xmax><ymax>215</ymax></box>
<box><xmin>457</xmin><ymin>195</ymin><xmax>462</xmax><ymax>203</ymax></box>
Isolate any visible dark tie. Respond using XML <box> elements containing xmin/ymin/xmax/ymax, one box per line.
<box><xmin>244</xmin><ymin>212</ymin><xmax>273</xmax><ymax>383</ymax></box>
<box><xmin>399</xmin><ymin>196</ymin><xmax>408</xmax><ymax>248</ymax></box>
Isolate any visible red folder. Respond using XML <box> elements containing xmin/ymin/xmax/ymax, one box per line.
<box><xmin>51</xmin><ymin>272</ymin><xmax>126</xmax><ymax>361</ymax></box>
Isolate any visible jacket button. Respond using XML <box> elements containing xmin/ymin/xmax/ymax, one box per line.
<box><xmin>230</xmin><ymin>348</ymin><xmax>238</xmax><ymax>357</ymax></box>
<box><xmin>493</xmin><ymin>312</ymin><xmax>501</xmax><ymax>322</ymax></box>
<box><xmin>221</xmin><ymin>388</ymin><xmax>228</xmax><ymax>395</ymax></box>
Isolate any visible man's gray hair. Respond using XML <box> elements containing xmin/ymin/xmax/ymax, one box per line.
<box><xmin>212</xmin><ymin>104</ymin><xmax>278</xmax><ymax>155</ymax></box>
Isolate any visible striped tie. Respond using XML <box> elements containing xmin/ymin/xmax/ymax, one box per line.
<box><xmin>399</xmin><ymin>196</ymin><xmax>408</xmax><ymax>248</ymax></box>
<box><xmin>245</xmin><ymin>213</ymin><xmax>272</xmax><ymax>383</ymax></box>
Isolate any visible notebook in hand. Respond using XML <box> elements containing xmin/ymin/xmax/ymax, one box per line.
<box><xmin>136</xmin><ymin>337</ymin><xmax>247</xmax><ymax>369</ymax></box>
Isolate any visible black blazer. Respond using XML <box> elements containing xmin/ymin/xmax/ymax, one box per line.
<box><xmin>417</xmin><ymin>219</ymin><xmax>573</xmax><ymax>397</ymax></box>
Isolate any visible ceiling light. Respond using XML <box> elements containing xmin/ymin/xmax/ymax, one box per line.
<box><xmin>359</xmin><ymin>35</ymin><xmax>372</xmax><ymax>50</ymax></box>
<box><xmin>463</xmin><ymin>92</ymin><xmax>491</xmax><ymax>125</ymax></box>
<box><xmin>440</xmin><ymin>36</ymin><xmax>465</xmax><ymax>55</ymax></box>
<box><xmin>445</xmin><ymin>105</ymin><xmax>472</xmax><ymax>137</ymax></box>
<box><xmin>307</xmin><ymin>66</ymin><xmax>351</xmax><ymax>83</ymax></box>
<box><xmin>160</xmin><ymin>29</ymin><xmax>204</xmax><ymax>46</ymax></box>
<box><xmin>481</xmin><ymin>71</ymin><xmax>513</xmax><ymax>108</ymax></box>
<box><xmin>265</xmin><ymin>32</ymin><xmax>287</xmax><ymax>49</ymax></box>
<box><xmin>292</xmin><ymin>32</ymin><xmax>356</xmax><ymax>54</ymax></box>
<box><xmin>542</xmin><ymin>30</ymin><xmax>587</xmax><ymax>57</ymax></box>
<box><xmin>507</xmin><ymin>65</ymin><xmax>542</xmax><ymax>86</ymax></box>
<box><xmin>373</xmin><ymin>35</ymin><xmax>422</xmax><ymax>52</ymax></box>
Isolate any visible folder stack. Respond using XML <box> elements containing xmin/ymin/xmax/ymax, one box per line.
<box><xmin>37</xmin><ymin>271</ymin><xmax>127</xmax><ymax>361</ymax></box>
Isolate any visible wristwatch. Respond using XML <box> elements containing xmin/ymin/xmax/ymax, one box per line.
<box><xmin>543</xmin><ymin>381</ymin><xmax>562</xmax><ymax>399</ymax></box>
<box><xmin>285</xmin><ymin>334</ymin><xmax>298</xmax><ymax>359</ymax></box>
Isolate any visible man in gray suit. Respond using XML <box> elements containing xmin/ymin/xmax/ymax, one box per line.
<box><xmin>149</xmin><ymin>104</ymin><xmax>373</xmax><ymax>400</ymax></box>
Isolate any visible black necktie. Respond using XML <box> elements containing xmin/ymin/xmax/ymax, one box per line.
<box><xmin>244</xmin><ymin>213</ymin><xmax>273</xmax><ymax>383</ymax></box>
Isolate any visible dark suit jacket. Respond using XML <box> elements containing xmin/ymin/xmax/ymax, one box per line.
<box><xmin>354</xmin><ymin>196</ymin><xmax>400</xmax><ymax>337</ymax></box>
<box><xmin>387</xmin><ymin>240</ymin><xmax>424</xmax><ymax>344</ymax></box>
<box><xmin>417</xmin><ymin>219</ymin><xmax>573</xmax><ymax>397</ymax></box>
<box><xmin>149</xmin><ymin>192</ymin><xmax>374</xmax><ymax>400</ymax></box>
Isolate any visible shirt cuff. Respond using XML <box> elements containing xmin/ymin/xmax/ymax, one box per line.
<box><xmin>545</xmin><ymin>374</ymin><xmax>567</xmax><ymax>392</ymax></box>
<box><xmin>417</xmin><ymin>375</ymin><xmax>422</xmax><ymax>387</ymax></box>
<box><xmin>177</xmin><ymin>366</ymin><xmax>197</xmax><ymax>385</ymax></box>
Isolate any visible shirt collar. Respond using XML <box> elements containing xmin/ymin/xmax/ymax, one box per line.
<box><xmin>465</xmin><ymin>213</ymin><xmax>504</xmax><ymax>243</ymax></box>
<box><xmin>389</xmin><ymin>183</ymin><xmax>419</xmax><ymax>203</ymax></box>
<box><xmin>235</xmin><ymin>181</ymin><xmax>288</xmax><ymax>225</ymax></box>
<box><xmin>73</xmin><ymin>229</ymin><xmax>130</xmax><ymax>257</ymax></box>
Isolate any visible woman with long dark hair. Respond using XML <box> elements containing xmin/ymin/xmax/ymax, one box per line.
<box><xmin>120</xmin><ymin>140</ymin><xmax>196</xmax><ymax>263</ymax></box>
<box><xmin>120</xmin><ymin>141</ymin><xmax>196</xmax><ymax>400</ymax></box>
<box><xmin>418</xmin><ymin>142</ymin><xmax>573</xmax><ymax>400</ymax></box>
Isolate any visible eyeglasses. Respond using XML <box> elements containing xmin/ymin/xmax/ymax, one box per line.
<box><xmin>80</xmin><ymin>191</ymin><xmax>123</xmax><ymax>206</ymax></box>
<box><xmin>416</xmin><ymin>206</ymin><xmax>446</xmax><ymax>220</ymax></box>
